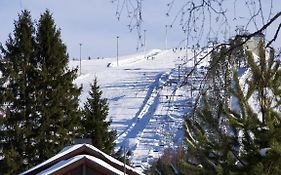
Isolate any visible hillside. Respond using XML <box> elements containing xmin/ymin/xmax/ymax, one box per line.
<box><xmin>69</xmin><ymin>48</ymin><xmax>209</xmax><ymax>171</ymax></box>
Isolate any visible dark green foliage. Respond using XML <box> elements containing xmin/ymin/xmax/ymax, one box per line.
<box><xmin>81</xmin><ymin>78</ymin><xmax>116</xmax><ymax>155</ymax></box>
<box><xmin>0</xmin><ymin>10</ymin><xmax>81</xmax><ymax>174</ymax></box>
<box><xmin>208</xmin><ymin>37</ymin><xmax>247</xmax><ymax>107</ymax></box>
<box><xmin>0</xmin><ymin>10</ymin><xmax>37</xmax><ymax>174</ymax></box>
<box><xmin>185</xmin><ymin>41</ymin><xmax>281</xmax><ymax>174</ymax></box>
<box><xmin>185</xmin><ymin>94</ymin><xmax>238</xmax><ymax>175</ymax></box>
<box><xmin>34</xmin><ymin>10</ymin><xmax>81</xmax><ymax>162</ymax></box>
<box><xmin>208</xmin><ymin>45</ymin><xmax>231</xmax><ymax>105</ymax></box>
<box><xmin>229</xmin><ymin>37</ymin><xmax>247</xmax><ymax>68</ymax></box>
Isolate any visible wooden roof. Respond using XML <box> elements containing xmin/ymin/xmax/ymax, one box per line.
<box><xmin>20</xmin><ymin>144</ymin><xmax>144</xmax><ymax>175</ymax></box>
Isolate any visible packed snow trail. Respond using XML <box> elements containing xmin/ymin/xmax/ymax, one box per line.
<box><xmin>127</xmin><ymin>65</ymin><xmax>196</xmax><ymax>170</ymax></box>
<box><xmin>70</xmin><ymin>48</ymin><xmax>209</xmax><ymax>172</ymax></box>
<box><xmin>116</xmin><ymin>72</ymin><xmax>171</xmax><ymax>147</ymax></box>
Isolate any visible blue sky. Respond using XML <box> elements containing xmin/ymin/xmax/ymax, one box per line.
<box><xmin>0</xmin><ymin>0</ymin><xmax>186</xmax><ymax>59</ymax></box>
<box><xmin>0</xmin><ymin>0</ymin><xmax>280</xmax><ymax>59</ymax></box>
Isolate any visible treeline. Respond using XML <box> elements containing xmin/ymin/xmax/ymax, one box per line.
<box><xmin>0</xmin><ymin>10</ymin><xmax>116</xmax><ymax>174</ymax></box>
<box><xmin>149</xmin><ymin>38</ymin><xmax>281</xmax><ymax>174</ymax></box>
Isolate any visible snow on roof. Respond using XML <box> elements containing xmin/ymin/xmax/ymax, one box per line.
<box><xmin>37</xmin><ymin>154</ymin><xmax>127</xmax><ymax>175</ymax></box>
<box><xmin>20</xmin><ymin>144</ymin><xmax>144</xmax><ymax>175</ymax></box>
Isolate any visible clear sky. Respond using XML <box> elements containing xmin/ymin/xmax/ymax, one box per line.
<box><xmin>0</xmin><ymin>0</ymin><xmax>186</xmax><ymax>59</ymax></box>
<box><xmin>0</xmin><ymin>0</ymin><xmax>280</xmax><ymax>59</ymax></box>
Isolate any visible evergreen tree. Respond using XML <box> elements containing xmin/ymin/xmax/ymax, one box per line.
<box><xmin>229</xmin><ymin>37</ymin><xmax>247</xmax><ymax>68</ymax></box>
<box><xmin>208</xmin><ymin>38</ymin><xmax>247</xmax><ymax>107</ymax></box>
<box><xmin>208</xmin><ymin>45</ymin><xmax>231</xmax><ymax>105</ymax></box>
<box><xmin>184</xmin><ymin>41</ymin><xmax>281</xmax><ymax>174</ymax></box>
<box><xmin>0</xmin><ymin>10</ymin><xmax>82</xmax><ymax>174</ymax></box>
<box><xmin>34</xmin><ymin>10</ymin><xmax>81</xmax><ymax>161</ymax></box>
<box><xmin>81</xmin><ymin>78</ymin><xmax>116</xmax><ymax>154</ymax></box>
<box><xmin>0</xmin><ymin>10</ymin><xmax>37</xmax><ymax>174</ymax></box>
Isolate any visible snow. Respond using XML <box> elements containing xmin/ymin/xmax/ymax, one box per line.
<box><xmin>259</xmin><ymin>148</ymin><xmax>271</xmax><ymax>156</ymax></box>
<box><xmin>69</xmin><ymin>48</ymin><xmax>209</xmax><ymax>172</ymax></box>
<box><xmin>38</xmin><ymin>155</ymin><xmax>127</xmax><ymax>175</ymax></box>
<box><xmin>233</xmin><ymin>51</ymin><xmax>278</xmax><ymax>123</ymax></box>
<box><xmin>20</xmin><ymin>143</ymin><xmax>144</xmax><ymax>175</ymax></box>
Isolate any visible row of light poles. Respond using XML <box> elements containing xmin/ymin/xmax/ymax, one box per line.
<box><xmin>77</xmin><ymin>35</ymin><xmax>120</xmax><ymax>75</ymax></box>
<box><xmin>78</xmin><ymin>25</ymin><xmax>169</xmax><ymax>73</ymax></box>
<box><xmin>77</xmin><ymin>34</ymin><xmax>120</xmax><ymax>75</ymax></box>
<box><xmin>117</xmin><ymin>29</ymin><xmax>148</xmax><ymax>62</ymax></box>
<box><xmin>116</xmin><ymin>29</ymin><xmax>148</xmax><ymax>63</ymax></box>
<box><xmin>78</xmin><ymin>35</ymin><xmax>119</xmax><ymax>74</ymax></box>
<box><xmin>78</xmin><ymin>35</ymin><xmax>119</xmax><ymax>75</ymax></box>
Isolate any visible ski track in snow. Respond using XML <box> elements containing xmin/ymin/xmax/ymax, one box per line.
<box><xmin>70</xmin><ymin>48</ymin><xmax>209</xmax><ymax>172</ymax></box>
<box><xmin>116</xmin><ymin>72</ymin><xmax>171</xmax><ymax>146</ymax></box>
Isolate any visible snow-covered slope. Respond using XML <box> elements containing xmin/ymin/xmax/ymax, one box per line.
<box><xmin>69</xmin><ymin>48</ymin><xmax>209</xmax><ymax>171</ymax></box>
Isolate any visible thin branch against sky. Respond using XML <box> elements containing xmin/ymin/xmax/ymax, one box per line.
<box><xmin>0</xmin><ymin>0</ymin><xmax>280</xmax><ymax>59</ymax></box>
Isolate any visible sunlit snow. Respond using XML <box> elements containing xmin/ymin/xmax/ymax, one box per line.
<box><xmin>69</xmin><ymin>48</ymin><xmax>209</xmax><ymax>171</ymax></box>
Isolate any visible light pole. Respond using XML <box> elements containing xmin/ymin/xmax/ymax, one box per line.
<box><xmin>193</xmin><ymin>44</ymin><xmax>198</xmax><ymax>70</ymax></box>
<box><xmin>79</xmin><ymin>43</ymin><xmax>82</xmax><ymax>75</ymax></box>
<box><xmin>116</xmin><ymin>36</ymin><xmax>119</xmax><ymax>66</ymax></box>
<box><xmin>165</xmin><ymin>25</ymin><xmax>168</xmax><ymax>50</ymax></box>
<box><xmin>143</xmin><ymin>29</ymin><xmax>146</xmax><ymax>59</ymax></box>
<box><xmin>185</xmin><ymin>34</ymin><xmax>189</xmax><ymax>62</ymax></box>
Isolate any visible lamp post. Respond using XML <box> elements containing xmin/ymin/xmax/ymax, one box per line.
<box><xmin>185</xmin><ymin>34</ymin><xmax>188</xmax><ymax>62</ymax></box>
<box><xmin>116</xmin><ymin>36</ymin><xmax>119</xmax><ymax>66</ymax></box>
<box><xmin>143</xmin><ymin>29</ymin><xmax>147</xmax><ymax>59</ymax></box>
<box><xmin>165</xmin><ymin>25</ymin><xmax>168</xmax><ymax>50</ymax></box>
<box><xmin>79</xmin><ymin>43</ymin><xmax>82</xmax><ymax>75</ymax></box>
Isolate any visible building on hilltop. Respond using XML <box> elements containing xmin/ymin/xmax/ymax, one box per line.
<box><xmin>245</xmin><ymin>32</ymin><xmax>265</xmax><ymax>55</ymax></box>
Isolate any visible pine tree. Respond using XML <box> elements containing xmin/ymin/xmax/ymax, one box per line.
<box><xmin>229</xmin><ymin>37</ymin><xmax>247</xmax><ymax>68</ymax></box>
<box><xmin>208</xmin><ymin>45</ymin><xmax>231</xmax><ymax>105</ymax></box>
<box><xmin>81</xmin><ymin>78</ymin><xmax>116</xmax><ymax>154</ymax></box>
<box><xmin>208</xmin><ymin>38</ymin><xmax>247</xmax><ymax>107</ymax></box>
<box><xmin>34</xmin><ymin>10</ymin><xmax>81</xmax><ymax>162</ymax></box>
<box><xmin>184</xmin><ymin>41</ymin><xmax>281</xmax><ymax>174</ymax></box>
<box><xmin>0</xmin><ymin>10</ymin><xmax>37</xmax><ymax>174</ymax></box>
<box><xmin>0</xmin><ymin>10</ymin><xmax>82</xmax><ymax>173</ymax></box>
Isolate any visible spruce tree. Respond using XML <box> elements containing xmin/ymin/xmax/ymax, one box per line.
<box><xmin>184</xmin><ymin>41</ymin><xmax>281</xmax><ymax>174</ymax></box>
<box><xmin>34</xmin><ymin>10</ymin><xmax>81</xmax><ymax>161</ymax></box>
<box><xmin>0</xmin><ymin>10</ymin><xmax>37</xmax><ymax>174</ymax></box>
<box><xmin>208</xmin><ymin>38</ymin><xmax>247</xmax><ymax>107</ymax></box>
<box><xmin>81</xmin><ymin>78</ymin><xmax>116</xmax><ymax>154</ymax></box>
<box><xmin>208</xmin><ymin>45</ymin><xmax>231</xmax><ymax>105</ymax></box>
<box><xmin>0</xmin><ymin>10</ymin><xmax>82</xmax><ymax>173</ymax></box>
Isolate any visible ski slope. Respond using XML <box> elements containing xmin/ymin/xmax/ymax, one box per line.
<box><xmin>69</xmin><ymin>48</ymin><xmax>209</xmax><ymax>172</ymax></box>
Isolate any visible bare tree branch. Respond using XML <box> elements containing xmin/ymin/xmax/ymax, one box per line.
<box><xmin>237</xmin><ymin>11</ymin><xmax>281</xmax><ymax>43</ymax></box>
<box><xmin>266</xmin><ymin>23</ymin><xmax>281</xmax><ymax>47</ymax></box>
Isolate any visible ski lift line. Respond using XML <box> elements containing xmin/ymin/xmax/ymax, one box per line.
<box><xmin>115</xmin><ymin>73</ymin><xmax>163</xmax><ymax>139</ymax></box>
<box><xmin>116</xmin><ymin>73</ymin><xmax>171</xmax><ymax>145</ymax></box>
<box><xmin>133</xmin><ymin>82</ymin><xmax>182</xmax><ymax>161</ymax></box>
<box><xmin>120</xmin><ymin>56</ymin><xmax>198</xmax><ymax>166</ymax></box>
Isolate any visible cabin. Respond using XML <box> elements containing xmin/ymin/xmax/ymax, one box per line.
<box><xmin>20</xmin><ymin>144</ymin><xmax>144</xmax><ymax>175</ymax></box>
